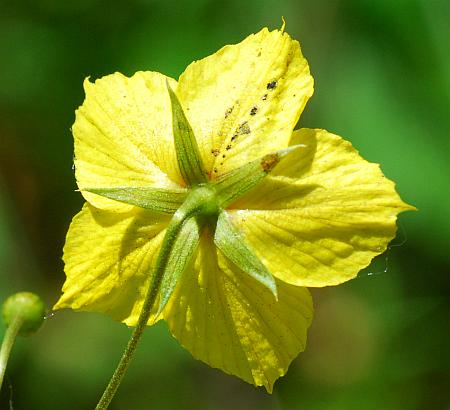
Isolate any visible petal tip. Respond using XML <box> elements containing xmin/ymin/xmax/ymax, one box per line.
<box><xmin>280</xmin><ymin>16</ymin><xmax>286</xmax><ymax>33</ymax></box>
<box><xmin>400</xmin><ymin>202</ymin><xmax>418</xmax><ymax>212</ymax></box>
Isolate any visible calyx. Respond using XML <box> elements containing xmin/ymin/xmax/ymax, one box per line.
<box><xmin>83</xmin><ymin>84</ymin><xmax>305</xmax><ymax>307</ymax></box>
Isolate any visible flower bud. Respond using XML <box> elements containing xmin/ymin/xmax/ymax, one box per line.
<box><xmin>2</xmin><ymin>292</ymin><xmax>45</xmax><ymax>336</ymax></box>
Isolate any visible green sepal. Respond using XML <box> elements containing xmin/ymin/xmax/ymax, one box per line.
<box><xmin>167</xmin><ymin>82</ymin><xmax>208</xmax><ymax>187</ymax></box>
<box><xmin>214</xmin><ymin>211</ymin><xmax>278</xmax><ymax>299</ymax></box>
<box><xmin>158</xmin><ymin>217</ymin><xmax>201</xmax><ymax>314</ymax></box>
<box><xmin>155</xmin><ymin>185</ymin><xmax>218</xmax><ymax>315</ymax></box>
<box><xmin>213</xmin><ymin>145</ymin><xmax>303</xmax><ymax>208</ymax></box>
<box><xmin>85</xmin><ymin>187</ymin><xmax>187</xmax><ymax>214</ymax></box>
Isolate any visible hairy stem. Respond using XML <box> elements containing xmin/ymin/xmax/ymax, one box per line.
<box><xmin>95</xmin><ymin>213</ymin><xmax>186</xmax><ymax>409</ymax></box>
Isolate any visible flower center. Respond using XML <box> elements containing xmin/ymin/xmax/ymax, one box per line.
<box><xmin>185</xmin><ymin>184</ymin><xmax>220</xmax><ymax>220</ymax></box>
<box><xmin>171</xmin><ymin>184</ymin><xmax>221</xmax><ymax>229</ymax></box>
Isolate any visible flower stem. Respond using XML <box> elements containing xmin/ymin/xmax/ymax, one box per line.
<box><xmin>0</xmin><ymin>314</ymin><xmax>24</xmax><ymax>390</ymax></box>
<box><xmin>95</xmin><ymin>213</ymin><xmax>186</xmax><ymax>410</ymax></box>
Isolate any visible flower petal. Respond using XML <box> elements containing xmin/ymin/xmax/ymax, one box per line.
<box><xmin>229</xmin><ymin>128</ymin><xmax>415</xmax><ymax>287</ymax></box>
<box><xmin>163</xmin><ymin>235</ymin><xmax>313</xmax><ymax>392</ymax></box>
<box><xmin>74</xmin><ymin>72</ymin><xmax>182</xmax><ymax>211</ymax></box>
<box><xmin>53</xmin><ymin>204</ymin><xmax>169</xmax><ymax>325</ymax></box>
<box><xmin>176</xmin><ymin>27</ymin><xmax>313</xmax><ymax>178</ymax></box>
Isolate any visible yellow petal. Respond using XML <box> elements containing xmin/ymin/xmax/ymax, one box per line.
<box><xmin>74</xmin><ymin>72</ymin><xmax>182</xmax><ymax>211</ymax></box>
<box><xmin>163</xmin><ymin>235</ymin><xmax>313</xmax><ymax>392</ymax></box>
<box><xmin>54</xmin><ymin>203</ymin><xmax>169</xmax><ymax>325</ymax></box>
<box><xmin>229</xmin><ymin>128</ymin><xmax>415</xmax><ymax>287</ymax></box>
<box><xmin>176</xmin><ymin>28</ymin><xmax>313</xmax><ymax>179</ymax></box>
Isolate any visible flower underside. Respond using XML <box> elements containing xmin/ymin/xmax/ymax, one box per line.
<box><xmin>54</xmin><ymin>26</ymin><xmax>414</xmax><ymax>392</ymax></box>
<box><xmin>88</xmin><ymin>83</ymin><xmax>292</xmax><ymax>310</ymax></box>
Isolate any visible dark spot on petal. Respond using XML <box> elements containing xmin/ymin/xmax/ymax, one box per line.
<box><xmin>267</xmin><ymin>80</ymin><xmax>278</xmax><ymax>90</ymax></box>
<box><xmin>213</xmin><ymin>167</ymin><xmax>218</xmax><ymax>173</ymax></box>
<box><xmin>236</xmin><ymin>121</ymin><xmax>251</xmax><ymax>135</ymax></box>
<box><xmin>231</xmin><ymin>121</ymin><xmax>251</xmax><ymax>142</ymax></box>
<box><xmin>225</xmin><ymin>106</ymin><xmax>234</xmax><ymax>118</ymax></box>
<box><xmin>250</xmin><ymin>106</ymin><xmax>258</xmax><ymax>116</ymax></box>
<box><xmin>226</xmin><ymin>144</ymin><xmax>232</xmax><ymax>150</ymax></box>
<box><xmin>262</xmin><ymin>94</ymin><xmax>268</xmax><ymax>101</ymax></box>
<box><xmin>257</xmin><ymin>51</ymin><xmax>261</xmax><ymax>57</ymax></box>
<box><xmin>211</xmin><ymin>148</ymin><xmax>220</xmax><ymax>157</ymax></box>
<box><xmin>222</xmin><ymin>154</ymin><xmax>226</xmax><ymax>158</ymax></box>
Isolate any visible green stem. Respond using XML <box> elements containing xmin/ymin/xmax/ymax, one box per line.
<box><xmin>95</xmin><ymin>211</ymin><xmax>187</xmax><ymax>410</ymax></box>
<box><xmin>0</xmin><ymin>314</ymin><xmax>24</xmax><ymax>390</ymax></box>
<box><xmin>95</xmin><ymin>184</ymin><xmax>218</xmax><ymax>409</ymax></box>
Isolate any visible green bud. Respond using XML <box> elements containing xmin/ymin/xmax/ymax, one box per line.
<box><xmin>2</xmin><ymin>292</ymin><xmax>46</xmax><ymax>337</ymax></box>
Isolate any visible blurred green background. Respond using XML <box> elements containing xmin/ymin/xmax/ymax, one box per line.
<box><xmin>1</xmin><ymin>0</ymin><xmax>449</xmax><ymax>409</ymax></box>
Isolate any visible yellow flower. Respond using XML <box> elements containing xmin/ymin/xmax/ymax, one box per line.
<box><xmin>54</xmin><ymin>27</ymin><xmax>414</xmax><ymax>392</ymax></box>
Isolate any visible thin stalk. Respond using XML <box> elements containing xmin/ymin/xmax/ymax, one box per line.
<box><xmin>0</xmin><ymin>314</ymin><xmax>24</xmax><ymax>390</ymax></box>
<box><xmin>95</xmin><ymin>184</ymin><xmax>216</xmax><ymax>409</ymax></box>
<box><xmin>95</xmin><ymin>215</ymin><xmax>185</xmax><ymax>410</ymax></box>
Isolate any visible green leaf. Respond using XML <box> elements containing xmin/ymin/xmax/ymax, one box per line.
<box><xmin>158</xmin><ymin>217</ymin><xmax>201</xmax><ymax>313</ymax></box>
<box><xmin>214</xmin><ymin>211</ymin><xmax>277</xmax><ymax>299</ymax></box>
<box><xmin>213</xmin><ymin>145</ymin><xmax>303</xmax><ymax>208</ymax></box>
<box><xmin>85</xmin><ymin>187</ymin><xmax>187</xmax><ymax>213</ymax></box>
<box><xmin>167</xmin><ymin>82</ymin><xmax>208</xmax><ymax>186</ymax></box>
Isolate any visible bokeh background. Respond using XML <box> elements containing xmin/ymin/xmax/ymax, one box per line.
<box><xmin>1</xmin><ymin>0</ymin><xmax>449</xmax><ymax>409</ymax></box>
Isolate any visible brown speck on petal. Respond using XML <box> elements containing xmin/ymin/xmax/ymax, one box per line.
<box><xmin>225</xmin><ymin>106</ymin><xmax>234</xmax><ymax>118</ymax></box>
<box><xmin>267</xmin><ymin>80</ymin><xmax>278</xmax><ymax>90</ymax></box>
<box><xmin>231</xmin><ymin>121</ymin><xmax>251</xmax><ymax>142</ymax></box>
<box><xmin>236</xmin><ymin>121</ymin><xmax>251</xmax><ymax>135</ymax></box>
<box><xmin>211</xmin><ymin>148</ymin><xmax>220</xmax><ymax>157</ymax></box>
<box><xmin>250</xmin><ymin>106</ymin><xmax>258</xmax><ymax>116</ymax></box>
<box><xmin>262</xmin><ymin>94</ymin><xmax>268</xmax><ymax>101</ymax></box>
